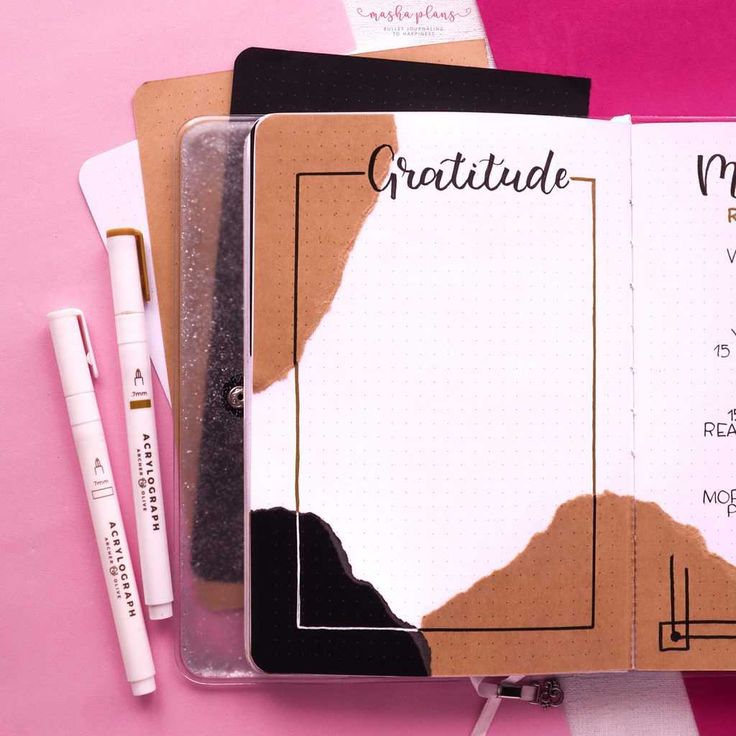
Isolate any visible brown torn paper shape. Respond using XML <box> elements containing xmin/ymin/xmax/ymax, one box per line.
<box><xmin>420</xmin><ymin>491</ymin><xmax>736</xmax><ymax>675</ymax></box>
<box><xmin>635</xmin><ymin>498</ymin><xmax>736</xmax><ymax>670</ymax></box>
<box><xmin>252</xmin><ymin>113</ymin><xmax>396</xmax><ymax>392</ymax></box>
<box><xmin>423</xmin><ymin>492</ymin><xmax>634</xmax><ymax>676</ymax></box>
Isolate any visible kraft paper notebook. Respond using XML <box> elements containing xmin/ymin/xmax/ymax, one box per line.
<box><xmin>245</xmin><ymin>112</ymin><xmax>736</xmax><ymax>677</ymax></box>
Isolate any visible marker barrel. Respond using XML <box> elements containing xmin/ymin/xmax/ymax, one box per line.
<box><xmin>107</xmin><ymin>232</ymin><xmax>173</xmax><ymax>620</ymax></box>
<box><xmin>48</xmin><ymin>308</ymin><xmax>156</xmax><ymax>696</ymax></box>
<box><xmin>116</xmin><ymin>320</ymin><xmax>173</xmax><ymax>619</ymax></box>
<box><xmin>72</xmin><ymin>421</ymin><xmax>157</xmax><ymax>694</ymax></box>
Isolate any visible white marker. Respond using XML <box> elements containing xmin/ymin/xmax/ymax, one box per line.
<box><xmin>106</xmin><ymin>228</ymin><xmax>173</xmax><ymax>620</ymax></box>
<box><xmin>48</xmin><ymin>308</ymin><xmax>156</xmax><ymax>696</ymax></box>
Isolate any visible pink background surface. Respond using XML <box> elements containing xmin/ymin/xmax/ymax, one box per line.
<box><xmin>481</xmin><ymin>0</ymin><xmax>736</xmax><ymax>119</ymax></box>
<box><xmin>3</xmin><ymin>0</ymin><xmax>736</xmax><ymax>733</ymax></box>
<box><xmin>685</xmin><ymin>676</ymin><xmax>736</xmax><ymax>736</ymax></box>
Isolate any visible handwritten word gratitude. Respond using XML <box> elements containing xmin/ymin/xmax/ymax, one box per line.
<box><xmin>367</xmin><ymin>144</ymin><xmax>569</xmax><ymax>200</ymax></box>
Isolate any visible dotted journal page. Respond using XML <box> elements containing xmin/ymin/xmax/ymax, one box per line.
<box><xmin>250</xmin><ymin>112</ymin><xmax>633</xmax><ymax>674</ymax></box>
<box><xmin>633</xmin><ymin>123</ymin><xmax>736</xmax><ymax>670</ymax></box>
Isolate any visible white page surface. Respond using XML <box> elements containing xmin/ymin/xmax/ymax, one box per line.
<box><xmin>633</xmin><ymin>122</ymin><xmax>736</xmax><ymax>565</ymax></box>
<box><xmin>252</xmin><ymin>112</ymin><xmax>633</xmax><ymax>628</ymax></box>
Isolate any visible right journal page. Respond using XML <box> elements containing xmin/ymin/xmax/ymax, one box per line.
<box><xmin>633</xmin><ymin>122</ymin><xmax>736</xmax><ymax>670</ymax></box>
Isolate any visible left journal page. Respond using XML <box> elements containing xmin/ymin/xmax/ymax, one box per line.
<box><xmin>248</xmin><ymin>112</ymin><xmax>634</xmax><ymax>676</ymax></box>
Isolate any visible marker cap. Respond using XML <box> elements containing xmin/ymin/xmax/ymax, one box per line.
<box><xmin>47</xmin><ymin>308</ymin><xmax>98</xmax><ymax>398</ymax></box>
<box><xmin>106</xmin><ymin>228</ymin><xmax>149</xmax><ymax>316</ymax></box>
<box><xmin>148</xmin><ymin>603</ymin><xmax>173</xmax><ymax>620</ymax></box>
<box><xmin>130</xmin><ymin>675</ymin><xmax>156</xmax><ymax>696</ymax></box>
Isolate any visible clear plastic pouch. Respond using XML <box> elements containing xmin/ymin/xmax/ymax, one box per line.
<box><xmin>178</xmin><ymin>116</ymin><xmax>256</xmax><ymax>682</ymax></box>
<box><xmin>177</xmin><ymin>116</ymin><xmax>414</xmax><ymax>684</ymax></box>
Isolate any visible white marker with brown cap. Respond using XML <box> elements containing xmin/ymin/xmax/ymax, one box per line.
<box><xmin>107</xmin><ymin>228</ymin><xmax>173</xmax><ymax>620</ymax></box>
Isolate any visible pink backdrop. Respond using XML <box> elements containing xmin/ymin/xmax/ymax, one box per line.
<box><xmin>480</xmin><ymin>0</ymin><xmax>736</xmax><ymax>119</ymax></box>
<box><xmin>3</xmin><ymin>0</ymin><xmax>736</xmax><ymax>733</ymax></box>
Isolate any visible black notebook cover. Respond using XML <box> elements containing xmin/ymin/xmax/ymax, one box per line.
<box><xmin>231</xmin><ymin>47</ymin><xmax>590</xmax><ymax>116</ymax></box>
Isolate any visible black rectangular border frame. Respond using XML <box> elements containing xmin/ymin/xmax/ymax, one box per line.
<box><xmin>289</xmin><ymin>168</ymin><xmax>599</xmax><ymax>633</ymax></box>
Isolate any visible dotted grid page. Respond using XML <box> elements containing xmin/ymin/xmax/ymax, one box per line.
<box><xmin>633</xmin><ymin>123</ymin><xmax>736</xmax><ymax>564</ymax></box>
<box><xmin>251</xmin><ymin>112</ymin><xmax>633</xmax><ymax>629</ymax></box>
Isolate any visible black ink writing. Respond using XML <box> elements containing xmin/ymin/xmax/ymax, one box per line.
<box><xmin>703</xmin><ymin>488</ymin><xmax>736</xmax><ymax>518</ymax></box>
<box><xmin>697</xmin><ymin>154</ymin><xmax>736</xmax><ymax>197</ymax></box>
<box><xmin>368</xmin><ymin>144</ymin><xmax>569</xmax><ymax>200</ymax></box>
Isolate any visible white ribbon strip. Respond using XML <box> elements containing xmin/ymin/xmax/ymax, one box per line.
<box><xmin>469</xmin><ymin>675</ymin><xmax>526</xmax><ymax>736</ymax></box>
<box><xmin>561</xmin><ymin>672</ymin><xmax>698</xmax><ymax>736</ymax></box>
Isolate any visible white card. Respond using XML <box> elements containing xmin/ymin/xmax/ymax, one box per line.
<box><xmin>79</xmin><ymin>141</ymin><xmax>171</xmax><ymax>405</ymax></box>
<box><xmin>343</xmin><ymin>0</ymin><xmax>493</xmax><ymax>60</ymax></box>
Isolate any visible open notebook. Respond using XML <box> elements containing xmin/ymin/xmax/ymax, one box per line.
<box><xmin>245</xmin><ymin>112</ymin><xmax>736</xmax><ymax>676</ymax></box>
